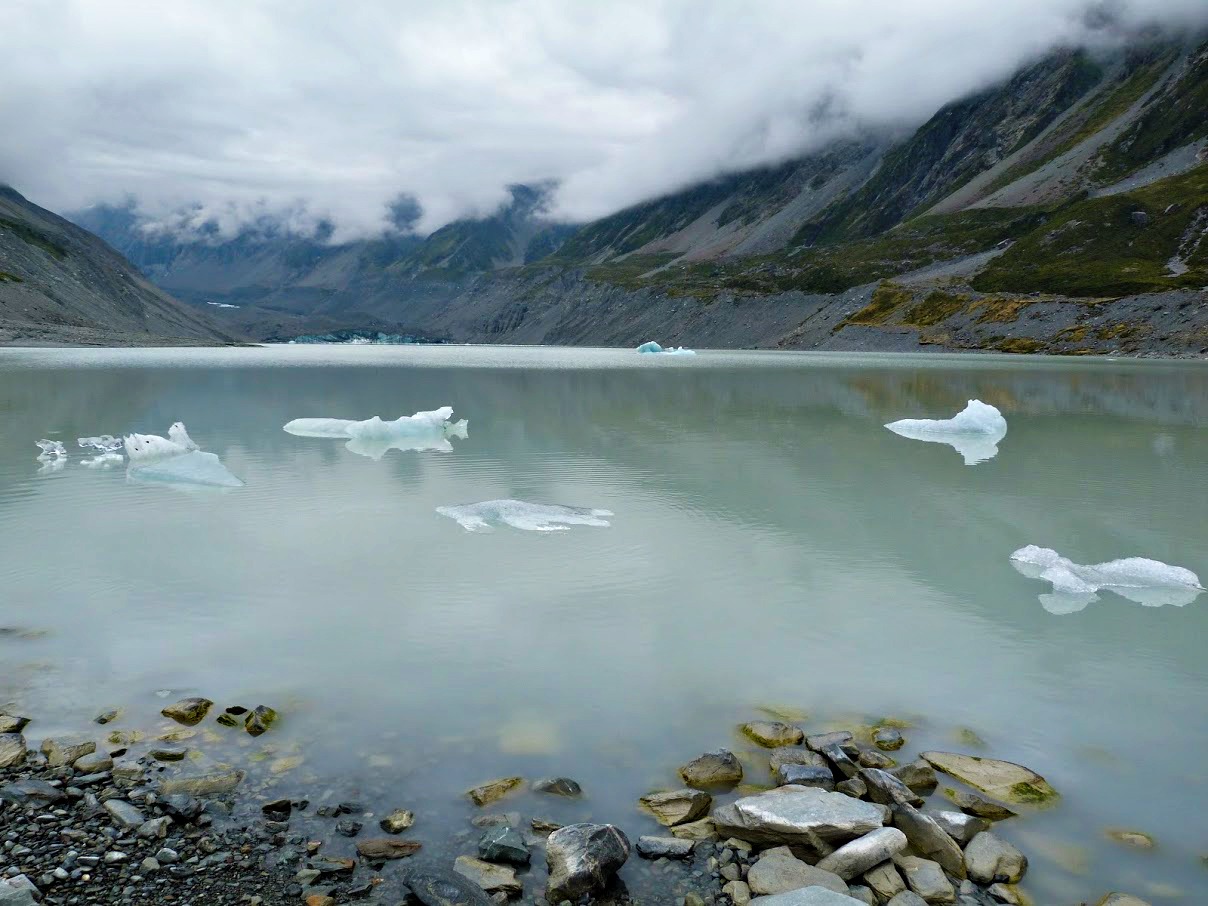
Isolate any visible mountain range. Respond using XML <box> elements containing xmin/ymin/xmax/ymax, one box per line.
<box><xmin>3</xmin><ymin>30</ymin><xmax>1206</xmax><ymax>354</ymax></box>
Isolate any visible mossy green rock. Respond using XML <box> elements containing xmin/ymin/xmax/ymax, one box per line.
<box><xmin>244</xmin><ymin>705</ymin><xmax>277</xmax><ymax>736</ymax></box>
<box><xmin>161</xmin><ymin>697</ymin><xmax>213</xmax><ymax>726</ymax></box>
<box><xmin>467</xmin><ymin>776</ymin><xmax>523</xmax><ymax>807</ymax></box>
<box><xmin>921</xmin><ymin>751</ymin><xmax>1057</xmax><ymax>805</ymax></box>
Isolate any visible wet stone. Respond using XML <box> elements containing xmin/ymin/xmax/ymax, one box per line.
<box><xmin>479</xmin><ymin>826</ymin><xmax>530</xmax><ymax>865</ymax></box>
<box><xmin>467</xmin><ymin>777</ymin><xmax>524</xmax><ymax>807</ymax></box>
<box><xmin>356</xmin><ymin>838</ymin><xmax>422</xmax><ymax>860</ymax></box>
<box><xmin>637</xmin><ymin>836</ymin><xmax>696</xmax><ymax>860</ymax></box>
<box><xmin>874</xmin><ymin>728</ymin><xmax>905</xmax><ymax>751</ymax></box>
<box><xmin>742</xmin><ymin>721</ymin><xmax>804</xmax><ymax>748</ymax></box>
<box><xmin>381</xmin><ymin>808</ymin><xmax>415</xmax><ymax>833</ymax></box>
<box><xmin>41</xmin><ymin>736</ymin><xmax>95</xmax><ymax>768</ymax></box>
<box><xmin>103</xmin><ymin>799</ymin><xmax>144</xmax><ymax>829</ymax></box>
<box><xmin>640</xmin><ymin>788</ymin><xmax>712</xmax><ymax>826</ymax></box>
<box><xmin>244</xmin><ymin>705</ymin><xmax>278</xmax><ymax>736</ymax></box>
<box><xmin>776</xmin><ymin>763</ymin><xmax>836</xmax><ymax>790</ymax></box>
<box><xmin>335</xmin><ymin>819</ymin><xmax>363</xmax><ymax>837</ymax></box>
<box><xmin>0</xmin><ymin>715</ymin><xmax>30</xmax><ymax>734</ymax></box>
<box><xmin>160</xmin><ymin>697</ymin><xmax>213</xmax><ymax>726</ymax></box>
<box><xmin>532</xmin><ymin>777</ymin><xmax>581</xmax><ymax>797</ymax></box>
<box><xmin>403</xmin><ymin>866</ymin><xmax>494</xmax><ymax>906</ymax></box>
<box><xmin>944</xmin><ymin>790</ymin><xmax>1016</xmax><ymax>821</ymax></box>
<box><xmin>681</xmin><ymin>749</ymin><xmax>745</xmax><ymax>788</ymax></box>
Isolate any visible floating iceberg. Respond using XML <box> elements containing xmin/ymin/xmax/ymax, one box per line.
<box><xmin>124</xmin><ymin>423</ymin><xmax>243</xmax><ymax>488</ymax></box>
<box><xmin>436</xmin><ymin>499</ymin><xmax>614</xmax><ymax>533</ymax></box>
<box><xmin>637</xmin><ymin>341</ymin><xmax>696</xmax><ymax>355</ymax></box>
<box><xmin>81</xmin><ymin>453</ymin><xmax>124</xmax><ymax>469</ymax></box>
<box><xmin>885</xmin><ymin>400</ymin><xmax>1007</xmax><ymax>465</ymax></box>
<box><xmin>284</xmin><ymin>407</ymin><xmax>468</xmax><ymax>460</ymax></box>
<box><xmin>1010</xmin><ymin>545</ymin><xmax>1203</xmax><ymax>613</ymax></box>
<box><xmin>35</xmin><ymin>439</ymin><xmax>66</xmax><ymax>459</ymax></box>
<box><xmin>77</xmin><ymin>435</ymin><xmax>123</xmax><ymax>453</ymax></box>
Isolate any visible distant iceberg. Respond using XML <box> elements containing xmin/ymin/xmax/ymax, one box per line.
<box><xmin>637</xmin><ymin>341</ymin><xmax>696</xmax><ymax>356</ymax></box>
<box><xmin>885</xmin><ymin>400</ymin><xmax>1007</xmax><ymax>465</ymax></box>
<box><xmin>284</xmin><ymin>407</ymin><xmax>468</xmax><ymax>460</ymax></box>
<box><xmin>437</xmin><ymin>499</ymin><xmax>614</xmax><ymax>532</ymax></box>
<box><xmin>124</xmin><ymin>423</ymin><xmax>243</xmax><ymax>488</ymax></box>
<box><xmin>1010</xmin><ymin>545</ymin><xmax>1203</xmax><ymax>613</ymax></box>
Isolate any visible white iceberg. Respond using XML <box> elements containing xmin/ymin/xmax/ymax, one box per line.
<box><xmin>436</xmin><ymin>499</ymin><xmax>614</xmax><ymax>533</ymax></box>
<box><xmin>283</xmin><ymin>407</ymin><xmax>468</xmax><ymax>460</ymax></box>
<box><xmin>36</xmin><ymin>457</ymin><xmax>65</xmax><ymax>474</ymax></box>
<box><xmin>885</xmin><ymin>399</ymin><xmax>1007</xmax><ymax>465</ymax></box>
<box><xmin>124</xmin><ymin>422</ymin><xmax>243</xmax><ymax>488</ymax></box>
<box><xmin>637</xmin><ymin>341</ymin><xmax>696</xmax><ymax>355</ymax></box>
<box><xmin>35</xmin><ymin>439</ymin><xmax>66</xmax><ymax>459</ymax></box>
<box><xmin>1010</xmin><ymin>545</ymin><xmax>1203</xmax><ymax>613</ymax></box>
<box><xmin>81</xmin><ymin>453</ymin><xmax>124</xmax><ymax>469</ymax></box>
<box><xmin>78</xmin><ymin>434</ymin><xmax>123</xmax><ymax>453</ymax></box>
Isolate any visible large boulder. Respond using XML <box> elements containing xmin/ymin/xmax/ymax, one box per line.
<box><xmin>891</xmin><ymin>804</ymin><xmax>966</xmax><ymax>878</ymax></box>
<box><xmin>863</xmin><ymin>861</ymin><xmax>906</xmax><ymax>900</ymax></box>
<box><xmin>713</xmin><ymin>786</ymin><xmax>885</xmax><ymax>852</ymax></box>
<box><xmin>747</xmin><ymin>847</ymin><xmax>849</xmax><ymax>896</ymax></box>
<box><xmin>639</xmin><ymin>788</ymin><xmax>712</xmax><ymax>826</ymax></box>
<box><xmin>680</xmin><ymin>749</ymin><xmax>744</xmax><ymax>788</ymax></box>
<box><xmin>0</xmin><ymin>778</ymin><xmax>64</xmax><ymax>807</ymax></box>
<box><xmin>770</xmin><ymin>747</ymin><xmax>828</xmax><ymax>774</ymax></box>
<box><xmin>545</xmin><ymin>823</ymin><xmax>630</xmax><ymax>901</ymax></box>
<box><xmin>861</xmin><ymin>769</ymin><xmax>923</xmax><ymax>807</ymax></box>
<box><xmin>749</xmin><ymin>888</ymin><xmax>868</xmax><ymax>905</ymax></box>
<box><xmin>478</xmin><ymin>826</ymin><xmax>530</xmax><ymax>865</ymax></box>
<box><xmin>920</xmin><ymin>752</ymin><xmax>1057</xmax><ymax>805</ymax></box>
<box><xmin>892</xmin><ymin>856</ymin><xmax>953</xmax><ymax>903</ymax></box>
<box><xmin>923</xmin><ymin>810</ymin><xmax>989</xmax><ymax>846</ymax></box>
<box><xmin>743</xmin><ymin>722</ymin><xmax>805</xmax><ymax>747</ymax></box>
<box><xmin>40</xmin><ymin>736</ymin><xmax>94</xmax><ymax>767</ymax></box>
<box><xmin>453</xmin><ymin>856</ymin><xmax>522</xmax><ymax>896</ymax></box>
<box><xmin>964</xmin><ymin>832</ymin><xmax>1027</xmax><ymax>884</ymax></box>
<box><xmin>0</xmin><ymin>735</ymin><xmax>28</xmax><ymax>769</ymax></box>
<box><xmin>816</xmin><ymin>828</ymin><xmax>908</xmax><ymax>880</ymax></box>
<box><xmin>0</xmin><ymin>716</ymin><xmax>29</xmax><ymax>735</ymax></box>
<box><xmin>889</xmin><ymin>761</ymin><xmax>938</xmax><ymax>796</ymax></box>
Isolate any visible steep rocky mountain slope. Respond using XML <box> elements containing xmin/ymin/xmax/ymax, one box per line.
<box><xmin>0</xmin><ymin>187</ymin><xmax>235</xmax><ymax>346</ymax></box>
<box><xmin>61</xmin><ymin>31</ymin><xmax>1208</xmax><ymax>355</ymax></box>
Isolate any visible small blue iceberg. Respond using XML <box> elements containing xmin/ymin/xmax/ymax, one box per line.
<box><xmin>636</xmin><ymin>341</ymin><xmax>696</xmax><ymax>356</ymax></box>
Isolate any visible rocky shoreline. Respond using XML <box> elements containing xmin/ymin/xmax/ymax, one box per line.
<box><xmin>0</xmin><ymin>703</ymin><xmax>1162</xmax><ymax>906</ymax></box>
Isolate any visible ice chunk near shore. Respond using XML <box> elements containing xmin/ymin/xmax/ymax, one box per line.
<box><xmin>35</xmin><ymin>439</ymin><xmax>66</xmax><ymax>459</ymax></box>
<box><xmin>1011</xmin><ymin>545</ymin><xmax>1203</xmax><ymax>613</ymax></box>
<box><xmin>77</xmin><ymin>434</ymin><xmax>123</xmax><ymax>453</ymax></box>
<box><xmin>885</xmin><ymin>400</ymin><xmax>1007</xmax><ymax>465</ymax></box>
<box><xmin>637</xmin><ymin>341</ymin><xmax>696</xmax><ymax>355</ymax></box>
<box><xmin>283</xmin><ymin>407</ymin><xmax>468</xmax><ymax>459</ymax></box>
<box><xmin>437</xmin><ymin>499</ymin><xmax>614</xmax><ymax>532</ymax></box>
<box><xmin>124</xmin><ymin>423</ymin><xmax>243</xmax><ymax>488</ymax></box>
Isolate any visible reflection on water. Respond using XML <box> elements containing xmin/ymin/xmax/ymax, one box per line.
<box><xmin>0</xmin><ymin>346</ymin><xmax>1206</xmax><ymax>903</ymax></box>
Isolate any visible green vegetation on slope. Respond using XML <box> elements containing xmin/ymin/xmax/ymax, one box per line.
<box><xmin>973</xmin><ymin>163</ymin><xmax>1208</xmax><ymax>296</ymax></box>
<box><xmin>0</xmin><ymin>216</ymin><xmax>68</xmax><ymax>259</ymax></box>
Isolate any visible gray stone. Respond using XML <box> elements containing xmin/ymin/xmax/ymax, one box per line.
<box><xmin>816</xmin><ymin>828</ymin><xmax>908</xmax><ymax>880</ymax></box>
<box><xmin>964</xmin><ymin>833</ymin><xmax>1027</xmax><ymax>885</ymax></box>
<box><xmin>545</xmin><ymin>823</ymin><xmax>630</xmax><ymax>901</ymax></box>
<box><xmin>893</xmin><ymin>856</ymin><xmax>953</xmax><ymax>903</ymax></box>
<box><xmin>714</xmin><ymin>786</ymin><xmax>885</xmax><ymax>852</ymax></box>
<box><xmin>848</xmin><ymin>887</ymin><xmax>877</xmax><ymax>906</ymax></box>
<box><xmin>920</xmin><ymin>753</ymin><xmax>1056</xmax><ymax>805</ymax></box>
<box><xmin>857</xmin><ymin>750</ymin><xmax>896</xmax><ymax>769</ymax></box>
<box><xmin>0</xmin><ymin>883</ymin><xmax>38</xmax><ymax>906</ymax></box>
<box><xmin>889</xmin><ymin>761</ymin><xmax>938</xmax><ymax>796</ymax></box>
<box><xmin>887</xmin><ymin>894</ymin><xmax>928</xmax><ymax>906</ymax></box>
<box><xmin>723</xmin><ymin>880</ymin><xmax>752</xmax><ymax>906</ymax></box>
<box><xmin>357</xmin><ymin>838</ymin><xmax>422</xmax><ymax>860</ymax></box>
<box><xmin>157</xmin><ymin>769</ymin><xmax>244</xmax><ymax>797</ymax></box>
<box><xmin>0</xmin><ymin>777</ymin><xmax>64</xmax><ymax>806</ymax></box>
<box><xmin>924</xmin><ymin>811</ymin><xmax>990</xmax><ymax>846</ymax></box>
<box><xmin>140</xmin><ymin>857</ymin><xmax>160</xmax><ymax>873</ymax></box>
<box><xmin>1130</xmin><ymin>210</ymin><xmax>1150</xmax><ymax>226</ymax></box>
<box><xmin>94</xmin><ymin>708</ymin><xmax>121</xmax><ymax>724</ymax></box>
<box><xmin>478</xmin><ymin>826</ymin><xmax>530</xmax><ymax>865</ymax></box>
<box><xmin>836</xmin><ymin>777</ymin><xmax>867</xmax><ymax>799</ymax></box>
<box><xmin>670</xmin><ymin>817</ymin><xmax>717</xmax><ymax>840</ymax></box>
<box><xmin>680</xmin><ymin>749</ymin><xmax>744</xmax><ymax>788</ymax></box>
<box><xmin>861</xmin><ymin>769</ymin><xmax>924</xmax><ymax>807</ymax></box>
<box><xmin>155</xmin><ymin>848</ymin><xmax>179</xmax><ymax>864</ymax></box>
<box><xmin>380</xmin><ymin>808</ymin><xmax>415</xmax><ymax>833</ymax></box>
<box><xmin>748</xmin><ymin>848</ymin><xmax>849</xmax><ymax>896</ymax></box>
<box><xmin>403</xmin><ymin>866</ymin><xmax>494</xmax><ymax>906</ymax></box>
<box><xmin>944</xmin><ymin>790</ymin><xmax>1016</xmax><ymax>821</ymax></box>
<box><xmin>0</xmin><ymin>715</ymin><xmax>29</xmax><ymax>734</ymax></box>
<box><xmin>640</xmin><ymin>788</ymin><xmax>712</xmax><ymax>826</ymax></box>
<box><xmin>743</xmin><ymin>721</ymin><xmax>805</xmax><ymax>747</ymax></box>
<box><xmin>805</xmin><ymin>732</ymin><xmax>858</xmax><ymax>756</ymax></box>
<box><xmin>454</xmin><ymin>856</ymin><xmax>522</xmax><ymax>896</ymax></box>
<box><xmin>874</xmin><ymin>728</ymin><xmax>905</xmax><ymax>751</ymax></box>
<box><xmin>986</xmin><ymin>883</ymin><xmax>1023</xmax><ymax>904</ymax></box>
<box><xmin>41</xmin><ymin>736</ymin><xmax>95</xmax><ymax>768</ymax></box>
<box><xmin>72</xmin><ymin>751</ymin><xmax>113</xmax><ymax>773</ymax></box>
<box><xmin>532</xmin><ymin>777</ymin><xmax>581</xmax><ymax>797</ymax></box>
<box><xmin>467</xmin><ymin>777</ymin><xmax>523</xmax><ymax>807</ymax></box>
<box><xmin>863</xmin><ymin>860</ymin><xmax>907</xmax><ymax>900</ymax></box>
<box><xmin>137</xmin><ymin>816</ymin><xmax>172</xmax><ymax>839</ymax></box>
<box><xmin>160</xmin><ymin>697</ymin><xmax>212</xmax><ymax>725</ymax></box>
<box><xmin>892</xmin><ymin>804</ymin><xmax>966</xmax><ymax>878</ymax></box>
<box><xmin>777</xmin><ymin>764</ymin><xmax>836</xmax><ymax>790</ymax></box>
<box><xmin>637</xmin><ymin>836</ymin><xmax>695</xmax><ymax>860</ymax></box>
<box><xmin>103</xmin><ymin>799</ymin><xmax>145</xmax><ymax>829</ymax></box>
<box><xmin>149</xmin><ymin>745</ymin><xmax>187</xmax><ymax>762</ymax></box>
<box><xmin>749</xmin><ymin>889</ymin><xmax>867</xmax><ymax>905</ymax></box>
<box><xmin>770</xmin><ymin>747</ymin><xmax>829</xmax><ymax>773</ymax></box>
<box><xmin>111</xmin><ymin>759</ymin><xmax>145</xmax><ymax>781</ymax></box>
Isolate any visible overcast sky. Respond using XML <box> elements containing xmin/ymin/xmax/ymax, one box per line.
<box><xmin>4</xmin><ymin>0</ymin><xmax>1206</xmax><ymax>240</ymax></box>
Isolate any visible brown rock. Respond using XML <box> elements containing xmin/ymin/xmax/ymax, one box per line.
<box><xmin>356</xmin><ymin>838</ymin><xmax>422</xmax><ymax>860</ymax></box>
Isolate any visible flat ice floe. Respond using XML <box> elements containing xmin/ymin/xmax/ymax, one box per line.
<box><xmin>35</xmin><ymin>440</ymin><xmax>66</xmax><ymax>459</ymax></box>
<box><xmin>81</xmin><ymin>453</ymin><xmax>125</xmax><ymax>469</ymax></box>
<box><xmin>436</xmin><ymin>499</ymin><xmax>614</xmax><ymax>532</ymax></box>
<box><xmin>1010</xmin><ymin>544</ymin><xmax>1203</xmax><ymax>613</ymax></box>
<box><xmin>124</xmin><ymin>423</ymin><xmax>243</xmax><ymax>488</ymax></box>
<box><xmin>283</xmin><ymin>407</ymin><xmax>468</xmax><ymax>460</ymax></box>
<box><xmin>77</xmin><ymin>435</ymin><xmax>123</xmax><ymax>453</ymax></box>
<box><xmin>637</xmin><ymin>341</ymin><xmax>696</xmax><ymax>355</ymax></box>
<box><xmin>885</xmin><ymin>399</ymin><xmax>1007</xmax><ymax>465</ymax></box>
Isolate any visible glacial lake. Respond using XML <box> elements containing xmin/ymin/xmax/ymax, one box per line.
<box><xmin>1</xmin><ymin>345</ymin><xmax>1206</xmax><ymax>903</ymax></box>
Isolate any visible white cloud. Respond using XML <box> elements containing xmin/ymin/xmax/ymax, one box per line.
<box><xmin>2</xmin><ymin>0</ymin><xmax>1205</xmax><ymax>240</ymax></box>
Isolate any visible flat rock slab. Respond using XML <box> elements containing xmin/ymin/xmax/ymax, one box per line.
<box><xmin>920</xmin><ymin>752</ymin><xmax>1057</xmax><ymax>805</ymax></box>
<box><xmin>636</xmin><ymin>836</ymin><xmax>695</xmax><ymax>860</ymax></box>
<box><xmin>404</xmin><ymin>867</ymin><xmax>494</xmax><ymax>906</ymax></box>
<box><xmin>357</xmin><ymin>839</ymin><xmax>422</xmax><ymax>860</ymax></box>
<box><xmin>743</xmin><ymin>722</ymin><xmax>805</xmax><ymax>747</ymax></box>
<box><xmin>454</xmin><ymin>856</ymin><xmax>522</xmax><ymax>895</ymax></box>
<box><xmin>639</xmin><ymin>788</ymin><xmax>712</xmax><ymax>826</ymax></box>
<box><xmin>750</xmin><ymin>887</ymin><xmax>868</xmax><ymax>905</ymax></box>
<box><xmin>749</xmin><ymin>849</ymin><xmax>849</xmax><ymax>895</ymax></box>
<box><xmin>158</xmin><ymin>769</ymin><xmax>245</xmax><ymax>797</ymax></box>
<box><xmin>713</xmin><ymin>786</ymin><xmax>885</xmax><ymax>850</ymax></box>
<box><xmin>466</xmin><ymin>777</ymin><xmax>523</xmax><ymax>807</ymax></box>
